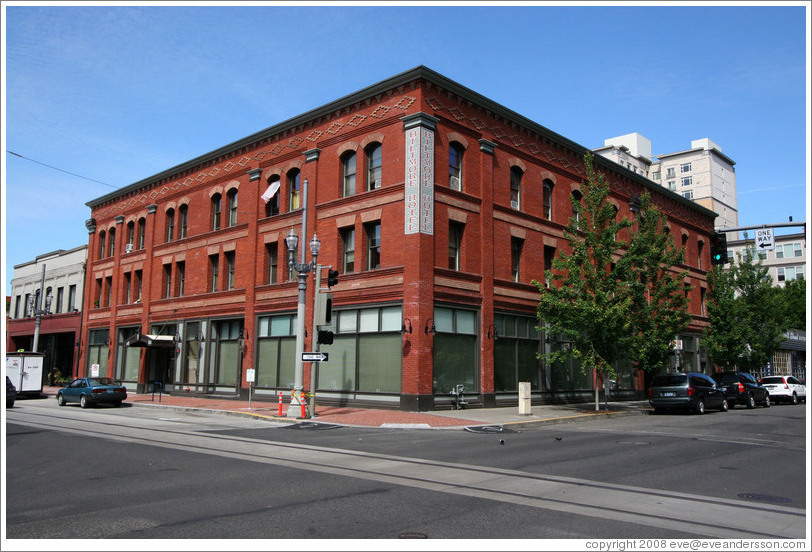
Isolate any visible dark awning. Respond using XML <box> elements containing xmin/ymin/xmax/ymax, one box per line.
<box><xmin>125</xmin><ymin>333</ymin><xmax>177</xmax><ymax>348</ymax></box>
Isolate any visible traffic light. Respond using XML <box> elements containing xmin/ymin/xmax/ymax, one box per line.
<box><xmin>314</xmin><ymin>292</ymin><xmax>333</xmax><ymax>326</ymax></box>
<box><xmin>709</xmin><ymin>232</ymin><xmax>728</xmax><ymax>265</ymax></box>
<box><xmin>327</xmin><ymin>269</ymin><xmax>339</xmax><ymax>288</ymax></box>
<box><xmin>317</xmin><ymin>329</ymin><xmax>334</xmax><ymax>345</ymax></box>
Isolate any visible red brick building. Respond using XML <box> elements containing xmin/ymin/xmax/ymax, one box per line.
<box><xmin>81</xmin><ymin>66</ymin><xmax>716</xmax><ymax>410</ymax></box>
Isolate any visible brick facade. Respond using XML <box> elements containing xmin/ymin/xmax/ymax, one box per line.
<box><xmin>81</xmin><ymin>67</ymin><xmax>716</xmax><ymax>410</ymax></box>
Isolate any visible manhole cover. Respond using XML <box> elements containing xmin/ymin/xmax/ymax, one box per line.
<box><xmin>284</xmin><ymin>422</ymin><xmax>341</xmax><ymax>430</ymax></box>
<box><xmin>464</xmin><ymin>425</ymin><xmax>516</xmax><ymax>434</ymax></box>
<box><xmin>737</xmin><ymin>493</ymin><xmax>792</xmax><ymax>504</ymax></box>
<box><xmin>398</xmin><ymin>532</ymin><xmax>428</xmax><ymax>539</ymax></box>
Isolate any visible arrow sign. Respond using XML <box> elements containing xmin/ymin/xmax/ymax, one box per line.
<box><xmin>755</xmin><ymin>228</ymin><xmax>775</xmax><ymax>251</ymax></box>
<box><xmin>302</xmin><ymin>352</ymin><xmax>329</xmax><ymax>362</ymax></box>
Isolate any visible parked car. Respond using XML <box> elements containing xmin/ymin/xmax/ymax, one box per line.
<box><xmin>6</xmin><ymin>376</ymin><xmax>16</xmax><ymax>408</ymax></box>
<box><xmin>648</xmin><ymin>372</ymin><xmax>728</xmax><ymax>415</ymax></box>
<box><xmin>759</xmin><ymin>375</ymin><xmax>806</xmax><ymax>405</ymax></box>
<box><xmin>711</xmin><ymin>372</ymin><xmax>770</xmax><ymax>409</ymax></box>
<box><xmin>56</xmin><ymin>377</ymin><xmax>127</xmax><ymax>408</ymax></box>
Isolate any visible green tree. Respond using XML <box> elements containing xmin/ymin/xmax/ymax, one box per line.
<box><xmin>705</xmin><ymin>242</ymin><xmax>787</xmax><ymax>372</ymax></box>
<box><xmin>619</xmin><ymin>193</ymin><xmax>692</xmax><ymax>375</ymax></box>
<box><xmin>779</xmin><ymin>277</ymin><xmax>806</xmax><ymax>331</ymax></box>
<box><xmin>534</xmin><ymin>153</ymin><xmax>635</xmax><ymax>411</ymax></box>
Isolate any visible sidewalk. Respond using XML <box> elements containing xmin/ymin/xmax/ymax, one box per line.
<box><xmin>40</xmin><ymin>386</ymin><xmax>651</xmax><ymax>429</ymax></box>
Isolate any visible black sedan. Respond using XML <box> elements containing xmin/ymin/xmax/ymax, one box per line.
<box><xmin>712</xmin><ymin>372</ymin><xmax>770</xmax><ymax>409</ymax></box>
<box><xmin>56</xmin><ymin>377</ymin><xmax>127</xmax><ymax>408</ymax></box>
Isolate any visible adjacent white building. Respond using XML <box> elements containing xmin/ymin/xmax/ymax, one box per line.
<box><xmin>725</xmin><ymin>231</ymin><xmax>806</xmax><ymax>287</ymax></box>
<box><xmin>595</xmin><ymin>134</ymin><xmax>738</xmax><ymax>237</ymax></box>
<box><xmin>9</xmin><ymin>246</ymin><xmax>87</xmax><ymax>320</ymax></box>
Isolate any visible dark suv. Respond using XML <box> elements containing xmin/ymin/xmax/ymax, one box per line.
<box><xmin>711</xmin><ymin>372</ymin><xmax>770</xmax><ymax>409</ymax></box>
<box><xmin>648</xmin><ymin>372</ymin><xmax>728</xmax><ymax>414</ymax></box>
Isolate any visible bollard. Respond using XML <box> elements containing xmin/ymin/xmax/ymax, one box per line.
<box><xmin>300</xmin><ymin>396</ymin><xmax>308</xmax><ymax>419</ymax></box>
<box><xmin>277</xmin><ymin>391</ymin><xmax>284</xmax><ymax>417</ymax></box>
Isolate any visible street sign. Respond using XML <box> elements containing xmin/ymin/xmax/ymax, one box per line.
<box><xmin>755</xmin><ymin>227</ymin><xmax>775</xmax><ymax>251</ymax></box>
<box><xmin>302</xmin><ymin>352</ymin><xmax>329</xmax><ymax>362</ymax></box>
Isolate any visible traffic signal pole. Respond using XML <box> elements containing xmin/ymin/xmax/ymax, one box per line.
<box><xmin>309</xmin><ymin>264</ymin><xmax>321</xmax><ymax>417</ymax></box>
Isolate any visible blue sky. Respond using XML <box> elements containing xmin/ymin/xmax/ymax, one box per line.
<box><xmin>3</xmin><ymin>2</ymin><xmax>809</xmax><ymax>294</ymax></box>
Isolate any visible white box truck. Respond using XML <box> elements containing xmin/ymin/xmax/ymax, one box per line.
<box><xmin>6</xmin><ymin>352</ymin><xmax>45</xmax><ymax>398</ymax></box>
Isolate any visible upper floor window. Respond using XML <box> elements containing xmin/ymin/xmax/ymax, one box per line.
<box><xmin>666</xmin><ymin>167</ymin><xmax>676</xmax><ymax>178</ymax></box>
<box><xmin>449</xmin><ymin>221</ymin><xmax>464</xmax><ymax>271</ymax></box>
<box><xmin>225</xmin><ymin>251</ymin><xmax>236</xmax><ymax>290</ymax></box>
<box><xmin>366</xmin><ymin>144</ymin><xmax>382</xmax><ymax>190</ymax></box>
<box><xmin>697</xmin><ymin>241</ymin><xmax>704</xmax><ymax>270</ymax></box>
<box><xmin>98</xmin><ymin>231</ymin><xmax>106</xmax><ymax>259</ymax></box>
<box><xmin>449</xmin><ymin>143</ymin><xmax>464</xmax><ymax>191</ymax></box>
<box><xmin>178</xmin><ymin>205</ymin><xmax>188</xmax><ymax>239</ymax></box>
<box><xmin>776</xmin><ymin>242</ymin><xmax>803</xmax><ymax>259</ymax></box>
<box><xmin>289</xmin><ymin>169</ymin><xmax>301</xmax><ymax>210</ymax></box>
<box><xmin>681</xmin><ymin>177</ymin><xmax>692</xmax><ymax>187</ymax></box>
<box><xmin>511</xmin><ymin>237</ymin><xmax>523</xmax><ymax>282</ymax></box>
<box><xmin>341</xmin><ymin>151</ymin><xmax>356</xmax><ymax>197</ymax></box>
<box><xmin>681</xmin><ymin>162</ymin><xmax>692</xmax><ymax>173</ymax></box>
<box><xmin>127</xmin><ymin>221</ymin><xmax>135</xmax><ymax>249</ymax></box>
<box><xmin>211</xmin><ymin>193</ymin><xmax>222</xmax><ymax>230</ymax></box>
<box><xmin>667</xmin><ymin>181</ymin><xmax>676</xmax><ymax>191</ymax></box>
<box><xmin>778</xmin><ymin>266</ymin><xmax>805</xmax><ymax>282</ymax></box>
<box><xmin>137</xmin><ymin>218</ymin><xmax>146</xmax><ymax>250</ymax></box>
<box><xmin>510</xmin><ymin>166</ymin><xmax>523</xmax><ymax>210</ymax></box>
<box><xmin>365</xmin><ymin>222</ymin><xmax>381</xmax><ymax>270</ymax></box>
<box><xmin>682</xmin><ymin>190</ymin><xmax>694</xmax><ymax>200</ymax></box>
<box><xmin>266</xmin><ymin>243</ymin><xmax>278</xmax><ymax>285</ymax></box>
<box><xmin>108</xmin><ymin>228</ymin><xmax>115</xmax><ymax>257</ymax></box>
<box><xmin>651</xmin><ymin>171</ymin><xmax>661</xmax><ymax>181</ymax></box>
<box><xmin>571</xmin><ymin>190</ymin><xmax>583</xmax><ymax>228</ymax></box>
<box><xmin>166</xmin><ymin>208</ymin><xmax>175</xmax><ymax>242</ymax></box>
<box><xmin>264</xmin><ymin>176</ymin><xmax>280</xmax><ymax>217</ymax></box>
<box><xmin>227</xmin><ymin>189</ymin><xmax>238</xmax><ymax>227</ymax></box>
<box><xmin>542</xmin><ymin>180</ymin><xmax>554</xmax><ymax>220</ymax></box>
<box><xmin>341</xmin><ymin>227</ymin><xmax>355</xmax><ymax>273</ymax></box>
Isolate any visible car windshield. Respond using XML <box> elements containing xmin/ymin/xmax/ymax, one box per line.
<box><xmin>652</xmin><ymin>375</ymin><xmax>687</xmax><ymax>386</ymax></box>
<box><xmin>87</xmin><ymin>378</ymin><xmax>117</xmax><ymax>386</ymax></box>
<box><xmin>760</xmin><ymin>377</ymin><xmax>785</xmax><ymax>384</ymax></box>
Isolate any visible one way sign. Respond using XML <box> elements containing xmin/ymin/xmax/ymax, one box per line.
<box><xmin>755</xmin><ymin>228</ymin><xmax>775</xmax><ymax>251</ymax></box>
<box><xmin>302</xmin><ymin>352</ymin><xmax>329</xmax><ymax>362</ymax></box>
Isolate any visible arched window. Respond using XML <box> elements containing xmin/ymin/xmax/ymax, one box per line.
<box><xmin>227</xmin><ymin>189</ymin><xmax>238</xmax><ymax>227</ymax></box>
<box><xmin>341</xmin><ymin>151</ymin><xmax>356</xmax><ymax>197</ymax></box>
<box><xmin>127</xmin><ymin>221</ymin><xmax>135</xmax><ymax>249</ymax></box>
<box><xmin>542</xmin><ymin>179</ymin><xmax>554</xmax><ymax>220</ymax></box>
<box><xmin>366</xmin><ymin>143</ymin><xmax>382</xmax><ymax>191</ymax></box>
<box><xmin>571</xmin><ymin>190</ymin><xmax>583</xmax><ymax>227</ymax></box>
<box><xmin>98</xmin><ymin>231</ymin><xmax>106</xmax><ymax>259</ymax></box>
<box><xmin>697</xmin><ymin>240</ymin><xmax>704</xmax><ymax>269</ymax></box>
<box><xmin>108</xmin><ymin>227</ymin><xmax>115</xmax><ymax>257</ymax></box>
<box><xmin>510</xmin><ymin>166</ymin><xmax>523</xmax><ymax>210</ymax></box>
<box><xmin>178</xmin><ymin>205</ymin><xmax>188</xmax><ymax>239</ymax></box>
<box><xmin>288</xmin><ymin>169</ymin><xmax>301</xmax><ymax>210</ymax></box>
<box><xmin>137</xmin><ymin>218</ymin><xmax>146</xmax><ymax>249</ymax></box>
<box><xmin>211</xmin><ymin>193</ymin><xmax>222</xmax><ymax>230</ymax></box>
<box><xmin>449</xmin><ymin>143</ymin><xmax>464</xmax><ymax>191</ymax></box>
<box><xmin>166</xmin><ymin>208</ymin><xmax>175</xmax><ymax>242</ymax></box>
<box><xmin>265</xmin><ymin>176</ymin><xmax>280</xmax><ymax>217</ymax></box>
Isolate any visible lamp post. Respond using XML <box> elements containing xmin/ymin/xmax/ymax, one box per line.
<box><xmin>285</xmin><ymin>228</ymin><xmax>320</xmax><ymax>418</ymax></box>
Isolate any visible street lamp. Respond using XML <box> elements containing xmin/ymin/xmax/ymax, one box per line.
<box><xmin>285</xmin><ymin>228</ymin><xmax>320</xmax><ymax>418</ymax></box>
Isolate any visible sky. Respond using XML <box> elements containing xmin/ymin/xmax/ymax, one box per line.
<box><xmin>2</xmin><ymin>2</ymin><xmax>810</xmax><ymax>295</ymax></box>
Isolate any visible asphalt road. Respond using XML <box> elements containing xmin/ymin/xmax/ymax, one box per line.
<box><xmin>4</xmin><ymin>397</ymin><xmax>807</xmax><ymax>541</ymax></box>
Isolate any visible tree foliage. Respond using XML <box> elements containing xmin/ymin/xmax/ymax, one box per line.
<box><xmin>534</xmin><ymin>153</ymin><xmax>691</xmax><ymax>409</ymax></box>
<box><xmin>704</xmin><ymin>243</ymin><xmax>789</xmax><ymax>372</ymax></box>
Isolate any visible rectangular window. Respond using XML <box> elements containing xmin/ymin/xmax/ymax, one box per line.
<box><xmin>14</xmin><ymin>296</ymin><xmax>21</xmax><ymax>318</ymax></box>
<box><xmin>682</xmin><ymin>190</ymin><xmax>694</xmax><ymax>199</ymax></box>
<box><xmin>666</xmin><ymin>167</ymin><xmax>676</xmax><ymax>178</ymax></box>
<box><xmin>55</xmin><ymin>287</ymin><xmax>64</xmax><ymax>314</ymax></box>
<box><xmin>511</xmin><ymin>237</ymin><xmax>523</xmax><ymax>282</ymax></box>
<box><xmin>210</xmin><ymin>255</ymin><xmax>219</xmax><ymax>292</ymax></box>
<box><xmin>105</xmin><ymin>276</ymin><xmax>112</xmax><ymax>307</ymax></box>
<box><xmin>651</xmin><ymin>171</ymin><xmax>661</xmax><ymax>181</ymax></box>
<box><xmin>341</xmin><ymin>227</ymin><xmax>355</xmax><ymax>273</ymax></box>
<box><xmin>667</xmin><ymin>181</ymin><xmax>676</xmax><ymax>191</ymax></box>
<box><xmin>135</xmin><ymin>271</ymin><xmax>142</xmax><ymax>302</ymax></box>
<box><xmin>163</xmin><ymin>264</ymin><xmax>172</xmax><ymax>298</ymax></box>
<box><xmin>267</xmin><ymin>243</ymin><xmax>278</xmax><ymax>284</ymax></box>
<box><xmin>177</xmin><ymin>261</ymin><xmax>185</xmax><ymax>297</ymax></box>
<box><xmin>449</xmin><ymin>222</ymin><xmax>464</xmax><ymax>271</ymax></box>
<box><xmin>365</xmin><ymin>222</ymin><xmax>381</xmax><ymax>270</ymax></box>
<box><xmin>681</xmin><ymin>177</ymin><xmax>692</xmax><ymax>187</ymax></box>
<box><xmin>543</xmin><ymin>245</ymin><xmax>556</xmax><ymax>286</ymax></box>
<box><xmin>179</xmin><ymin>206</ymin><xmax>188</xmax><ymax>239</ymax></box>
<box><xmin>166</xmin><ymin>210</ymin><xmax>174</xmax><ymax>242</ymax></box>
<box><xmin>124</xmin><ymin>272</ymin><xmax>132</xmax><ymax>304</ymax></box>
<box><xmin>681</xmin><ymin>162</ymin><xmax>692</xmax><ymax>173</ymax></box>
<box><xmin>225</xmin><ymin>251</ymin><xmax>235</xmax><ymax>290</ymax></box>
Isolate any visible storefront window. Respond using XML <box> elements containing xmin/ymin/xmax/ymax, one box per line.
<box><xmin>432</xmin><ymin>307</ymin><xmax>477</xmax><ymax>394</ymax></box>
<box><xmin>86</xmin><ymin>328</ymin><xmax>111</xmax><ymax>378</ymax></box>
<box><xmin>115</xmin><ymin>327</ymin><xmax>141</xmax><ymax>382</ymax></box>
<box><xmin>256</xmin><ymin>314</ymin><xmax>297</xmax><ymax>388</ymax></box>
<box><xmin>212</xmin><ymin>319</ymin><xmax>242</xmax><ymax>386</ymax></box>
<box><xmin>493</xmin><ymin>313</ymin><xmax>541</xmax><ymax>392</ymax></box>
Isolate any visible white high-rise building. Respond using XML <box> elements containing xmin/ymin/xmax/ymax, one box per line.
<box><xmin>595</xmin><ymin>134</ymin><xmax>738</xmax><ymax>236</ymax></box>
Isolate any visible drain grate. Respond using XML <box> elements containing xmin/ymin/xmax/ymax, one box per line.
<box><xmin>284</xmin><ymin>422</ymin><xmax>341</xmax><ymax>430</ymax></box>
<box><xmin>737</xmin><ymin>493</ymin><xmax>792</xmax><ymax>504</ymax></box>
<box><xmin>464</xmin><ymin>425</ymin><xmax>516</xmax><ymax>434</ymax></box>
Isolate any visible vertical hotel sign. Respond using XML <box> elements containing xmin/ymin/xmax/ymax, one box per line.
<box><xmin>404</xmin><ymin>113</ymin><xmax>437</xmax><ymax>235</ymax></box>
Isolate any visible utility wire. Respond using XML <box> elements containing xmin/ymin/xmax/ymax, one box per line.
<box><xmin>6</xmin><ymin>150</ymin><xmax>119</xmax><ymax>189</ymax></box>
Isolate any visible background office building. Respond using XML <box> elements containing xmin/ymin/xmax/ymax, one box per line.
<box><xmin>80</xmin><ymin>67</ymin><xmax>717</xmax><ymax>410</ymax></box>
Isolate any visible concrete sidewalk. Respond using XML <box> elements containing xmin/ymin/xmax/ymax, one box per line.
<box><xmin>40</xmin><ymin>386</ymin><xmax>651</xmax><ymax>429</ymax></box>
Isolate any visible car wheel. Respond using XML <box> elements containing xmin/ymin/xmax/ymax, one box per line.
<box><xmin>719</xmin><ymin>398</ymin><xmax>729</xmax><ymax>412</ymax></box>
<box><xmin>746</xmin><ymin>393</ymin><xmax>756</xmax><ymax>409</ymax></box>
<box><xmin>791</xmin><ymin>392</ymin><xmax>798</xmax><ymax>405</ymax></box>
<box><xmin>695</xmin><ymin>399</ymin><xmax>705</xmax><ymax>415</ymax></box>
<box><xmin>57</xmin><ymin>394</ymin><xmax>66</xmax><ymax>407</ymax></box>
<box><xmin>80</xmin><ymin>395</ymin><xmax>90</xmax><ymax>409</ymax></box>
<box><xmin>762</xmin><ymin>394</ymin><xmax>770</xmax><ymax>408</ymax></box>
